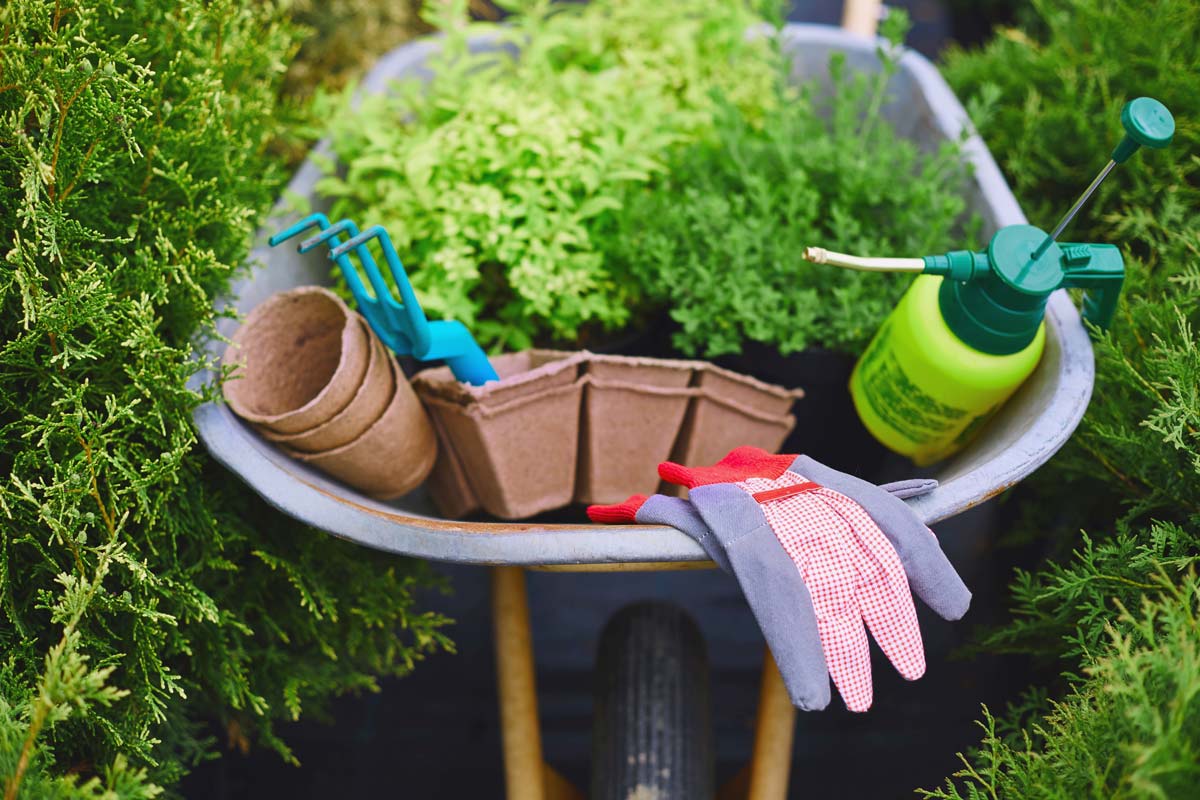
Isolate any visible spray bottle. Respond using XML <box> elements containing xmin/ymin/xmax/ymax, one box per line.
<box><xmin>804</xmin><ymin>97</ymin><xmax>1175</xmax><ymax>465</ymax></box>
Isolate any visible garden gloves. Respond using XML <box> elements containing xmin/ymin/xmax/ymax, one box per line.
<box><xmin>587</xmin><ymin>446</ymin><xmax>971</xmax><ymax>713</ymax></box>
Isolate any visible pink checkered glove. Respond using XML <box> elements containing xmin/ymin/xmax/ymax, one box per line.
<box><xmin>655</xmin><ymin>448</ymin><xmax>969</xmax><ymax>712</ymax></box>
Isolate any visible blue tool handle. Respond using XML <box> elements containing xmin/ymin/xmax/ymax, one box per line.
<box><xmin>425</xmin><ymin>320</ymin><xmax>498</xmax><ymax>385</ymax></box>
<box><xmin>445</xmin><ymin>346</ymin><xmax>500</xmax><ymax>386</ymax></box>
<box><xmin>273</xmin><ymin>215</ymin><xmax>498</xmax><ymax>386</ymax></box>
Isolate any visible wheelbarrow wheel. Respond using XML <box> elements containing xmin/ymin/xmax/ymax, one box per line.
<box><xmin>591</xmin><ymin>602</ymin><xmax>714</xmax><ymax>800</ymax></box>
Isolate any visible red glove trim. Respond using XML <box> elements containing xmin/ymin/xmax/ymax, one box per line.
<box><xmin>658</xmin><ymin>446</ymin><xmax>797</xmax><ymax>489</ymax></box>
<box><xmin>587</xmin><ymin>495</ymin><xmax>649</xmax><ymax>524</ymax></box>
<box><xmin>752</xmin><ymin>481</ymin><xmax>821</xmax><ymax>504</ymax></box>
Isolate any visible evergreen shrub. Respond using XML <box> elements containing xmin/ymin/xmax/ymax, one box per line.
<box><xmin>0</xmin><ymin>2</ymin><xmax>449</xmax><ymax>796</ymax></box>
<box><xmin>607</xmin><ymin>12</ymin><xmax>973</xmax><ymax>357</ymax></box>
<box><xmin>928</xmin><ymin>0</ymin><xmax>1200</xmax><ymax>795</ymax></box>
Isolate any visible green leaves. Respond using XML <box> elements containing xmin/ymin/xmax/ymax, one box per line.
<box><xmin>923</xmin><ymin>572</ymin><xmax>1200</xmax><ymax>800</ymax></box>
<box><xmin>931</xmin><ymin>0</ymin><xmax>1200</xmax><ymax>794</ymax></box>
<box><xmin>609</xmin><ymin>24</ymin><xmax>972</xmax><ymax>358</ymax></box>
<box><xmin>0</xmin><ymin>1</ymin><xmax>449</xmax><ymax>795</ymax></box>
<box><xmin>944</xmin><ymin>0</ymin><xmax>1200</xmax><ymax>571</ymax></box>
<box><xmin>319</xmin><ymin>0</ymin><xmax>779</xmax><ymax>351</ymax></box>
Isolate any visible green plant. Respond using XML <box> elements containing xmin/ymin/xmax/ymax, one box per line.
<box><xmin>923</xmin><ymin>572</ymin><xmax>1200</xmax><ymax>800</ymax></box>
<box><xmin>0</xmin><ymin>1</ymin><xmax>450</xmax><ymax>795</ymax></box>
<box><xmin>318</xmin><ymin>0</ymin><xmax>781</xmax><ymax>351</ymax></box>
<box><xmin>926</xmin><ymin>0</ymin><xmax>1200</xmax><ymax>793</ymax></box>
<box><xmin>608</xmin><ymin>12</ymin><xmax>973</xmax><ymax>357</ymax></box>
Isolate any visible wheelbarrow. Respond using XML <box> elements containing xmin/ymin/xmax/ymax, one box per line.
<box><xmin>193</xmin><ymin>13</ymin><xmax>1095</xmax><ymax>800</ymax></box>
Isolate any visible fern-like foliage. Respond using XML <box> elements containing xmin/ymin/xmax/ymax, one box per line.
<box><xmin>606</xmin><ymin>11</ymin><xmax>973</xmax><ymax>357</ymax></box>
<box><xmin>317</xmin><ymin>0</ymin><xmax>783</xmax><ymax>351</ymax></box>
<box><xmin>0</xmin><ymin>2</ymin><xmax>450</xmax><ymax>795</ymax></box>
<box><xmin>943</xmin><ymin>0</ymin><xmax>1200</xmax><ymax>528</ymax></box>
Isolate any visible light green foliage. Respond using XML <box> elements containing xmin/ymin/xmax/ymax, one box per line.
<box><xmin>2</xmin><ymin>544</ymin><xmax>163</xmax><ymax>799</ymax></box>
<box><xmin>319</xmin><ymin>0</ymin><xmax>780</xmax><ymax>351</ymax></box>
<box><xmin>929</xmin><ymin>0</ymin><xmax>1200</xmax><ymax>794</ymax></box>
<box><xmin>0</xmin><ymin>1</ymin><xmax>449</xmax><ymax>795</ymax></box>
<box><xmin>609</xmin><ymin>13</ymin><xmax>972</xmax><ymax>357</ymax></box>
<box><xmin>924</xmin><ymin>573</ymin><xmax>1200</xmax><ymax>800</ymax></box>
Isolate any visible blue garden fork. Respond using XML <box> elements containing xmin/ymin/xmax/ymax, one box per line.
<box><xmin>269</xmin><ymin>214</ymin><xmax>499</xmax><ymax>386</ymax></box>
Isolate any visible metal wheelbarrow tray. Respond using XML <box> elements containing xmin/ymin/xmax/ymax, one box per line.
<box><xmin>194</xmin><ymin>24</ymin><xmax>1094</xmax><ymax>567</ymax></box>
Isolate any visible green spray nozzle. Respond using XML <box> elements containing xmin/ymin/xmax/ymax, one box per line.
<box><xmin>804</xmin><ymin>96</ymin><xmax>1176</xmax><ymax>355</ymax></box>
<box><xmin>1032</xmin><ymin>97</ymin><xmax>1174</xmax><ymax>259</ymax></box>
<box><xmin>1112</xmin><ymin>96</ymin><xmax>1176</xmax><ymax>163</ymax></box>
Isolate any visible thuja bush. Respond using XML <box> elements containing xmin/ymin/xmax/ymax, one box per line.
<box><xmin>0</xmin><ymin>2</ymin><xmax>449</xmax><ymax>796</ymax></box>
<box><xmin>925</xmin><ymin>572</ymin><xmax>1200</xmax><ymax>799</ymax></box>
<box><xmin>927</xmin><ymin>0</ymin><xmax>1200</xmax><ymax>794</ymax></box>
<box><xmin>319</xmin><ymin>0</ymin><xmax>781</xmax><ymax>351</ymax></box>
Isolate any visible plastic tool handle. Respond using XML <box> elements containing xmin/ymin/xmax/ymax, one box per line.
<box><xmin>1111</xmin><ymin>97</ymin><xmax>1175</xmax><ymax>163</ymax></box>
<box><xmin>1059</xmin><ymin>243</ymin><xmax>1126</xmax><ymax>332</ymax></box>
<box><xmin>432</xmin><ymin>321</ymin><xmax>500</xmax><ymax>386</ymax></box>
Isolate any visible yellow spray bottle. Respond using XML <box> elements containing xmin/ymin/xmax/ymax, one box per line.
<box><xmin>805</xmin><ymin>97</ymin><xmax>1174</xmax><ymax>465</ymax></box>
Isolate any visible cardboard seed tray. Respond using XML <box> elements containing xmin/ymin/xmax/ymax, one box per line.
<box><xmin>663</xmin><ymin>363</ymin><xmax>803</xmax><ymax>497</ymax></box>
<box><xmin>259</xmin><ymin>320</ymin><xmax>394</xmax><ymax>453</ymax></box>
<box><xmin>223</xmin><ymin>287</ymin><xmax>370</xmax><ymax>434</ymax></box>
<box><xmin>288</xmin><ymin>355</ymin><xmax>438</xmax><ymax>500</ymax></box>
<box><xmin>576</xmin><ymin>355</ymin><xmax>696</xmax><ymax>505</ymax></box>
<box><xmin>414</xmin><ymin>351</ymin><xmax>803</xmax><ymax>519</ymax></box>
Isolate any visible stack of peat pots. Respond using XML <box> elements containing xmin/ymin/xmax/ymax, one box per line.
<box><xmin>222</xmin><ymin>287</ymin><xmax>437</xmax><ymax>499</ymax></box>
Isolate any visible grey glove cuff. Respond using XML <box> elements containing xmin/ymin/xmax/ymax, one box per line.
<box><xmin>878</xmin><ymin>478</ymin><xmax>938</xmax><ymax>500</ymax></box>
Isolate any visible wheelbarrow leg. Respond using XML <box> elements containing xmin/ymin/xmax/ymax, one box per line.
<box><xmin>747</xmin><ymin>649</ymin><xmax>796</xmax><ymax>800</ymax></box>
<box><xmin>720</xmin><ymin>648</ymin><xmax>796</xmax><ymax>800</ymax></box>
<box><xmin>491</xmin><ymin>566</ymin><xmax>583</xmax><ymax>800</ymax></box>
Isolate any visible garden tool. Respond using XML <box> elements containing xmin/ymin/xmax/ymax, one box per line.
<box><xmin>269</xmin><ymin>214</ymin><xmax>499</xmax><ymax>386</ymax></box>
<box><xmin>588</xmin><ymin>447</ymin><xmax>970</xmax><ymax>712</ymax></box>
<box><xmin>802</xmin><ymin>97</ymin><xmax>1175</xmax><ymax>464</ymax></box>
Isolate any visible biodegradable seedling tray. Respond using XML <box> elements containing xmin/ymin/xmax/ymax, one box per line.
<box><xmin>665</xmin><ymin>365</ymin><xmax>804</xmax><ymax>496</ymax></box>
<box><xmin>223</xmin><ymin>287</ymin><xmax>369</xmax><ymax>434</ymax></box>
<box><xmin>290</xmin><ymin>355</ymin><xmax>437</xmax><ymax>500</ymax></box>
<box><xmin>415</xmin><ymin>351</ymin><xmax>803</xmax><ymax>517</ymax></box>
<box><xmin>423</xmin><ymin>408</ymin><xmax>482</xmax><ymax>519</ymax></box>
<box><xmin>259</xmin><ymin>320</ymin><xmax>394</xmax><ymax>453</ymax></box>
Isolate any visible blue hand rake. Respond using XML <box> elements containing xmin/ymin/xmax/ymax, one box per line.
<box><xmin>269</xmin><ymin>214</ymin><xmax>499</xmax><ymax>386</ymax></box>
